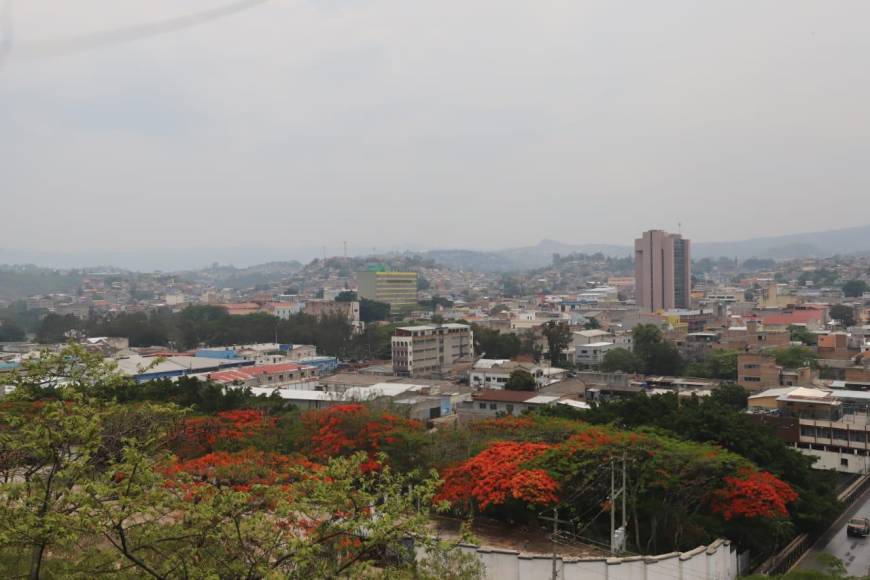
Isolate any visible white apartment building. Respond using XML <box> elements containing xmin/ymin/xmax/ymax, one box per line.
<box><xmin>391</xmin><ymin>324</ymin><xmax>474</xmax><ymax>377</ymax></box>
<box><xmin>574</xmin><ymin>341</ymin><xmax>617</xmax><ymax>367</ymax></box>
<box><xmin>468</xmin><ymin>359</ymin><xmax>567</xmax><ymax>390</ymax></box>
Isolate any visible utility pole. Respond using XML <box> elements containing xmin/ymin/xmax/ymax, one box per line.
<box><xmin>610</xmin><ymin>455</ymin><xmax>628</xmax><ymax>554</ymax></box>
<box><xmin>622</xmin><ymin>451</ymin><xmax>628</xmax><ymax>535</ymax></box>
<box><xmin>552</xmin><ymin>506</ymin><xmax>558</xmax><ymax>580</ymax></box>
<box><xmin>610</xmin><ymin>460</ymin><xmax>615</xmax><ymax>553</ymax></box>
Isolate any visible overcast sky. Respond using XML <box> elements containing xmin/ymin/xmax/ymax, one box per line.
<box><xmin>2</xmin><ymin>0</ymin><xmax>869</xmax><ymax>262</ymax></box>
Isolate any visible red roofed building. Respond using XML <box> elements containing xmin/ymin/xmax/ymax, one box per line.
<box><xmin>221</xmin><ymin>303</ymin><xmax>263</xmax><ymax>316</ymax></box>
<box><xmin>760</xmin><ymin>306</ymin><xmax>827</xmax><ymax>329</ymax></box>
<box><xmin>207</xmin><ymin>362</ymin><xmax>318</xmax><ymax>389</ymax></box>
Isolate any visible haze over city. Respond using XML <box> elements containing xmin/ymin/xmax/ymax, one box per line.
<box><xmin>3</xmin><ymin>0</ymin><xmax>870</xmax><ymax>266</ymax></box>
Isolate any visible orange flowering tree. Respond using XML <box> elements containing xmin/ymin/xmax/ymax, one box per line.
<box><xmin>436</xmin><ymin>441</ymin><xmax>560</xmax><ymax>511</ymax></box>
<box><xmin>81</xmin><ymin>449</ymin><xmax>469</xmax><ymax>579</ymax></box>
<box><xmin>172</xmin><ymin>409</ymin><xmax>277</xmax><ymax>458</ymax></box>
<box><xmin>440</xmin><ymin>417</ymin><xmax>799</xmax><ymax>553</ymax></box>
<box><xmin>711</xmin><ymin>469</ymin><xmax>798</xmax><ymax>521</ymax></box>
<box><xmin>299</xmin><ymin>404</ymin><xmax>425</xmax><ymax>470</ymax></box>
<box><xmin>163</xmin><ymin>449</ymin><xmax>320</xmax><ymax>492</ymax></box>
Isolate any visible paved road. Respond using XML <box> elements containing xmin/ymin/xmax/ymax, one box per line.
<box><xmin>799</xmin><ymin>483</ymin><xmax>870</xmax><ymax>578</ymax></box>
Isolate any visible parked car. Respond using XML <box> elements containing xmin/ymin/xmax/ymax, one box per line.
<box><xmin>847</xmin><ymin>517</ymin><xmax>870</xmax><ymax>537</ymax></box>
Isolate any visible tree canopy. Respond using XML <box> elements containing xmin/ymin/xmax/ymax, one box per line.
<box><xmin>505</xmin><ymin>369</ymin><xmax>537</xmax><ymax>391</ymax></box>
<box><xmin>632</xmin><ymin>324</ymin><xmax>685</xmax><ymax>376</ymax></box>
<box><xmin>829</xmin><ymin>304</ymin><xmax>856</xmax><ymax>328</ymax></box>
<box><xmin>841</xmin><ymin>279</ymin><xmax>869</xmax><ymax>298</ymax></box>
<box><xmin>0</xmin><ymin>345</ymin><xmax>479</xmax><ymax>579</ymax></box>
<box><xmin>600</xmin><ymin>348</ymin><xmax>642</xmax><ymax>373</ymax></box>
<box><xmin>542</xmin><ymin>321</ymin><xmax>572</xmax><ymax>365</ymax></box>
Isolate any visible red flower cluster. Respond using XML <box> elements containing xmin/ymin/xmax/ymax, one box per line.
<box><xmin>215</xmin><ymin>409</ymin><xmax>277</xmax><ymax>439</ymax></box>
<box><xmin>710</xmin><ymin>470</ymin><xmax>798</xmax><ymax>521</ymax></box>
<box><xmin>567</xmin><ymin>428</ymin><xmax>619</xmax><ymax>449</ymax></box>
<box><xmin>436</xmin><ymin>441</ymin><xmax>559</xmax><ymax>509</ymax></box>
<box><xmin>302</xmin><ymin>404</ymin><xmax>421</xmax><ymax>459</ymax></box>
<box><xmin>165</xmin><ymin>449</ymin><xmax>319</xmax><ymax>491</ymax></box>
<box><xmin>175</xmin><ymin>409</ymin><xmax>275</xmax><ymax>456</ymax></box>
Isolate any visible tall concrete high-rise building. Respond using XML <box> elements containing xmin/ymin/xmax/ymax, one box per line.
<box><xmin>634</xmin><ymin>230</ymin><xmax>691</xmax><ymax>312</ymax></box>
<box><xmin>357</xmin><ymin>268</ymin><xmax>418</xmax><ymax>312</ymax></box>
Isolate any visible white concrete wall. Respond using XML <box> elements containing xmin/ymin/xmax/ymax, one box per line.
<box><xmin>447</xmin><ymin>540</ymin><xmax>738</xmax><ymax>580</ymax></box>
<box><xmin>801</xmin><ymin>447</ymin><xmax>870</xmax><ymax>474</ymax></box>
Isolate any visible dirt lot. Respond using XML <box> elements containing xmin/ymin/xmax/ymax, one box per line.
<box><xmin>431</xmin><ymin>516</ymin><xmax>606</xmax><ymax>558</ymax></box>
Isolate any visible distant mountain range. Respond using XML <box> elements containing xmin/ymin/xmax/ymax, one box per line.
<box><xmin>421</xmin><ymin>225</ymin><xmax>870</xmax><ymax>271</ymax></box>
<box><xmin>3</xmin><ymin>225</ymin><xmax>869</xmax><ymax>273</ymax></box>
<box><xmin>691</xmin><ymin>224</ymin><xmax>870</xmax><ymax>260</ymax></box>
<box><xmin>422</xmin><ymin>240</ymin><xmax>631</xmax><ymax>272</ymax></box>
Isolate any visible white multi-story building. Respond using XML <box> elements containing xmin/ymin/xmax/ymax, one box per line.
<box><xmin>574</xmin><ymin>341</ymin><xmax>617</xmax><ymax>367</ymax></box>
<box><xmin>468</xmin><ymin>359</ymin><xmax>567</xmax><ymax>390</ymax></box>
<box><xmin>391</xmin><ymin>324</ymin><xmax>474</xmax><ymax>377</ymax></box>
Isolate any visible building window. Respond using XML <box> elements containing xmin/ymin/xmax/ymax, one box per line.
<box><xmin>489</xmin><ymin>403</ymin><xmax>497</xmax><ymax>410</ymax></box>
<box><xmin>478</xmin><ymin>403</ymin><xmax>486</xmax><ymax>410</ymax></box>
<box><xmin>841</xmin><ymin>458</ymin><xmax>849</xmax><ymax>467</ymax></box>
<box><xmin>506</xmin><ymin>404</ymin><xmax>514</xmax><ymax>413</ymax></box>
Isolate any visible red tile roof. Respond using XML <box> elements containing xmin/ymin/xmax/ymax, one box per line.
<box><xmin>208</xmin><ymin>362</ymin><xmax>311</xmax><ymax>383</ymax></box>
<box><xmin>762</xmin><ymin>310</ymin><xmax>824</xmax><ymax>326</ymax></box>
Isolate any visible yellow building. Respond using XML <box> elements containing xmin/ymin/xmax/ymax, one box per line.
<box><xmin>357</xmin><ymin>270</ymin><xmax>418</xmax><ymax>312</ymax></box>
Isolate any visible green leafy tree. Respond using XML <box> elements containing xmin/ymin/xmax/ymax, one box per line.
<box><xmin>774</xmin><ymin>345</ymin><xmax>818</xmax><ymax>369</ymax></box>
<box><xmin>600</xmin><ymin>348</ymin><xmax>642</xmax><ymax>373</ymax></box>
<box><xmin>829</xmin><ymin>304</ymin><xmax>856</xmax><ymax>328</ymax></box>
<box><xmin>632</xmin><ymin>324</ymin><xmax>685</xmax><ymax>376</ymax></box>
<box><xmin>0</xmin><ymin>319</ymin><xmax>26</xmax><ymax>341</ymax></box>
<box><xmin>583</xmin><ymin>317</ymin><xmax>601</xmax><ymax>330</ymax></box>
<box><xmin>77</xmin><ymin>452</ymin><xmax>460</xmax><ymax>579</ymax></box>
<box><xmin>519</xmin><ymin>329</ymin><xmax>543</xmax><ymax>362</ymax></box>
<box><xmin>473</xmin><ymin>326</ymin><xmax>521</xmax><ymax>359</ymax></box>
<box><xmin>335</xmin><ymin>290</ymin><xmax>358</xmax><ymax>302</ymax></box>
<box><xmin>505</xmin><ymin>369</ymin><xmax>537</xmax><ymax>391</ymax></box>
<box><xmin>0</xmin><ymin>345</ymin><xmax>478</xmax><ymax>579</ymax></box>
<box><xmin>488</xmin><ymin>304</ymin><xmax>509</xmax><ymax>316</ymax></box>
<box><xmin>35</xmin><ymin>313</ymin><xmax>81</xmax><ymax>343</ymax></box>
<box><xmin>577</xmin><ymin>390</ymin><xmax>839</xmax><ymax>541</ymax></box>
<box><xmin>687</xmin><ymin>350</ymin><xmax>740</xmax><ymax>380</ymax></box>
<box><xmin>789</xmin><ymin>325</ymin><xmax>818</xmax><ymax>346</ymax></box>
<box><xmin>841</xmin><ymin>279</ymin><xmax>869</xmax><ymax>298</ymax></box>
<box><xmin>419</xmin><ymin>296</ymin><xmax>453</xmax><ymax>310</ymax></box>
<box><xmin>0</xmin><ymin>345</ymin><xmax>181</xmax><ymax>579</ymax></box>
<box><xmin>360</xmin><ymin>298</ymin><xmax>391</xmax><ymax>323</ymax></box>
<box><xmin>542</xmin><ymin>321</ymin><xmax>572</xmax><ymax>365</ymax></box>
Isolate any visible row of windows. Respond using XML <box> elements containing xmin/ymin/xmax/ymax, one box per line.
<box><xmin>800</xmin><ymin>426</ymin><xmax>870</xmax><ymax>442</ymax></box>
<box><xmin>477</xmin><ymin>402</ymin><xmax>515</xmax><ymax>412</ymax></box>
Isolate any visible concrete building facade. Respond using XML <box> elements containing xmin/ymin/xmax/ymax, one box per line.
<box><xmin>391</xmin><ymin>323</ymin><xmax>473</xmax><ymax>377</ymax></box>
<box><xmin>357</xmin><ymin>270</ymin><xmax>418</xmax><ymax>312</ymax></box>
<box><xmin>634</xmin><ymin>229</ymin><xmax>691</xmax><ymax>312</ymax></box>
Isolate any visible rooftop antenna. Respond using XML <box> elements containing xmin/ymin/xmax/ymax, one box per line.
<box><xmin>678</xmin><ymin>222</ymin><xmax>682</xmax><ymax>235</ymax></box>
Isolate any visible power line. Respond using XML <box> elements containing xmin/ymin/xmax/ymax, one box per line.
<box><xmin>4</xmin><ymin>0</ymin><xmax>273</xmax><ymax>64</ymax></box>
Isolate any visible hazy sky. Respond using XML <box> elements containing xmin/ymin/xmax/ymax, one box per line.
<box><xmin>2</xmin><ymin>0</ymin><xmax>870</xmax><ymax>260</ymax></box>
